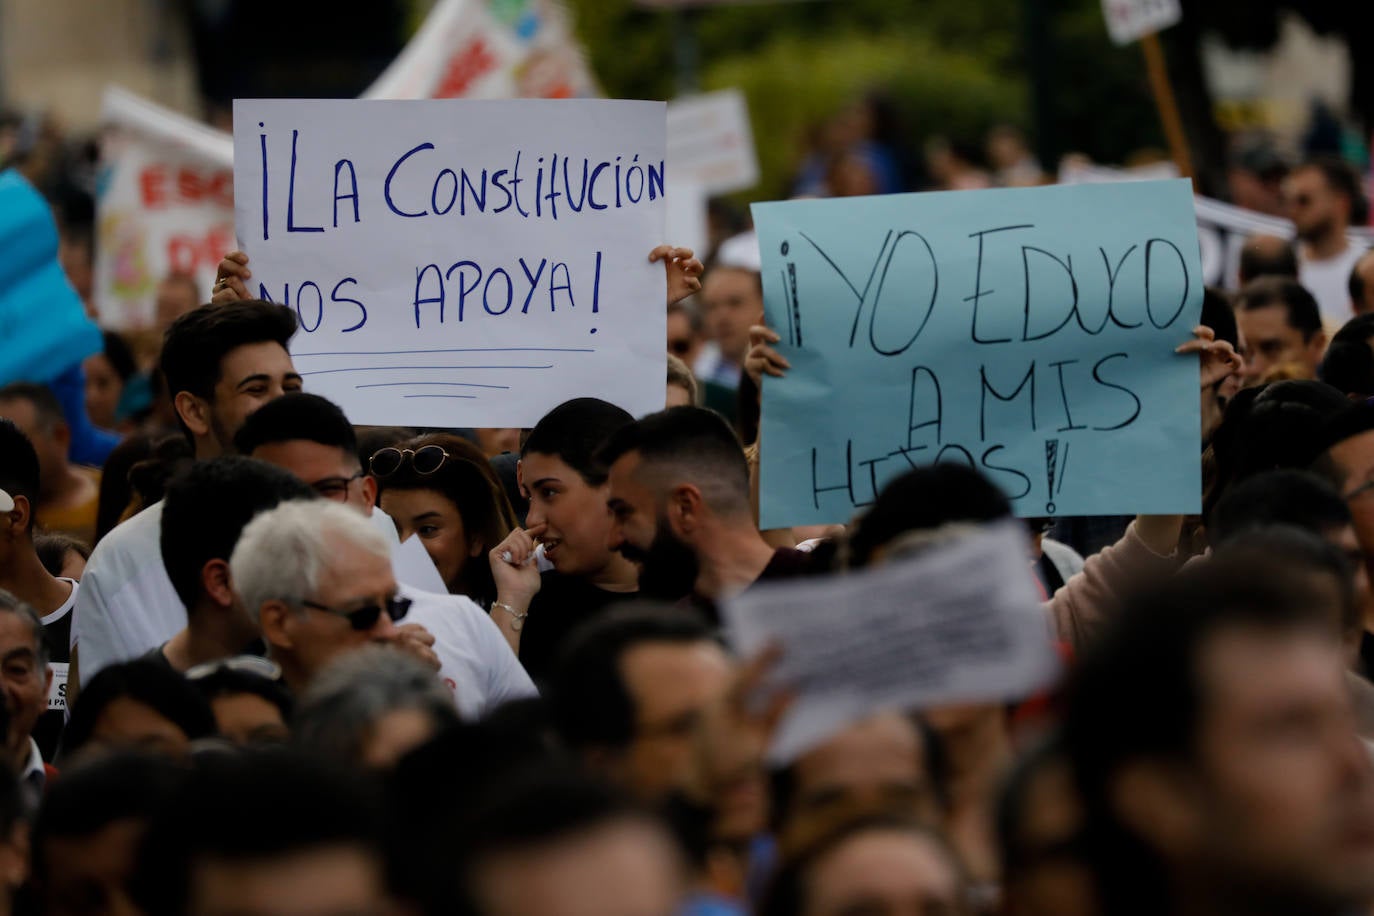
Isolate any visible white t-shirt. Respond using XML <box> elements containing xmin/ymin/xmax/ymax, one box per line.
<box><xmin>71</xmin><ymin>502</ymin><xmax>182</xmax><ymax>684</ymax></box>
<box><xmin>70</xmin><ymin>504</ymin><xmax>530</xmax><ymax>717</ymax></box>
<box><xmin>1300</xmin><ymin>243</ymin><xmax>1367</xmax><ymax>327</ymax></box>
<box><xmin>401</xmin><ymin>586</ymin><xmax>537</xmax><ymax>719</ymax></box>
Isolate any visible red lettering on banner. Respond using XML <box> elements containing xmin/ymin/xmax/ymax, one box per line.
<box><xmin>140</xmin><ymin>167</ymin><xmax>167</xmax><ymax>208</ymax></box>
<box><xmin>434</xmin><ymin>39</ymin><xmax>497</xmax><ymax>98</ymax></box>
<box><xmin>139</xmin><ymin>166</ymin><xmax>234</xmax><ymax>209</ymax></box>
<box><xmin>165</xmin><ymin>224</ymin><xmax>235</xmax><ymax>274</ymax></box>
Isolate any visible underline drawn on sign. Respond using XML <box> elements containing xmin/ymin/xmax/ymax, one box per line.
<box><xmin>403</xmin><ymin>394</ymin><xmax>478</xmax><ymax>399</ymax></box>
<box><xmin>354</xmin><ymin>382</ymin><xmax>512</xmax><ymax>390</ymax></box>
<box><xmin>299</xmin><ymin>365</ymin><xmax>556</xmax><ymax>376</ymax></box>
<box><xmin>293</xmin><ymin>347</ymin><xmax>597</xmax><ymax>357</ymax></box>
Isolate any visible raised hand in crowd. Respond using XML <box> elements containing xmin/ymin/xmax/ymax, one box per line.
<box><xmin>487</xmin><ymin>522</ymin><xmax>548</xmax><ymax>652</ymax></box>
<box><xmin>650</xmin><ymin>244</ymin><xmax>704</xmax><ymax>306</ymax></box>
<box><xmin>211</xmin><ymin>249</ymin><xmax>252</xmax><ymax>303</ymax></box>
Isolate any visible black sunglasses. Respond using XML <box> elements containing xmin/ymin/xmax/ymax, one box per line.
<box><xmin>669</xmin><ymin>339</ymin><xmax>693</xmax><ymax>356</ymax></box>
<box><xmin>300</xmin><ymin>595</ymin><xmax>412</xmax><ymax>631</ymax></box>
<box><xmin>370</xmin><ymin>445</ymin><xmax>450</xmax><ymax>478</ymax></box>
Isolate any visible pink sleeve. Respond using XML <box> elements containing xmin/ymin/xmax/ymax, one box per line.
<box><xmin>1043</xmin><ymin>520</ymin><xmax>1180</xmax><ymax>649</ymax></box>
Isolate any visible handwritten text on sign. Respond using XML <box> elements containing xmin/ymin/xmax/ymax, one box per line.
<box><xmin>232</xmin><ymin>99</ymin><xmax>667</xmax><ymax>426</ymax></box>
<box><xmin>751</xmin><ymin>180</ymin><xmax>1202</xmax><ymax>529</ymax></box>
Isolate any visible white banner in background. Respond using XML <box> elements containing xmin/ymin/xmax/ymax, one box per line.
<box><xmin>1061</xmin><ymin>162</ymin><xmax>1374</xmax><ymax>289</ymax></box>
<box><xmin>95</xmin><ymin>87</ymin><xmax>234</xmax><ymax>330</ymax></box>
<box><xmin>666</xmin><ymin>89</ymin><xmax>759</xmax><ymax>195</ymax></box>
<box><xmin>362</xmin><ymin>0</ymin><xmax>598</xmax><ymax>100</ymax></box>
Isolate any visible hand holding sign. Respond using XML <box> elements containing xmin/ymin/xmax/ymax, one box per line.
<box><xmin>232</xmin><ymin>99</ymin><xmax>667</xmax><ymax>428</ymax></box>
<box><xmin>751</xmin><ymin>179</ymin><xmax>1205</xmax><ymax>528</ymax></box>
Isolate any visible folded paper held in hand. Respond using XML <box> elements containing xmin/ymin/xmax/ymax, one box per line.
<box><xmin>722</xmin><ymin>520</ymin><xmax>1060</xmax><ymax>763</ymax></box>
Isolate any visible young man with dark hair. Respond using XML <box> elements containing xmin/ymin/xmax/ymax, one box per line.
<box><xmin>1235</xmin><ymin>276</ymin><xmax>1327</xmax><ymax>384</ymax></box>
<box><xmin>601</xmin><ymin>406</ymin><xmax>814</xmax><ymax>610</ymax></box>
<box><xmin>234</xmin><ymin>393</ymin><xmax>536</xmax><ymax>716</ymax></box>
<box><xmin>132</xmin><ymin>752</ymin><xmax>395</xmax><ymax>916</ymax></box>
<box><xmin>1284</xmin><ymin>157</ymin><xmax>1368</xmax><ymax>322</ymax></box>
<box><xmin>153</xmin><ymin>457</ymin><xmax>316</xmax><ymax>672</ymax></box>
<box><xmin>73</xmin><ymin>300</ymin><xmax>302</xmax><ymax>686</ymax></box>
<box><xmin>0</xmin><ymin>420</ymin><xmax>79</xmax><ymax>761</ymax></box>
<box><xmin>0</xmin><ymin>382</ymin><xmax>100</xmax><ymax>544</ymax></box>
<box><xmin>1064</xmin><ymin>556</ymin><xmax>1374</xmax><ymax>916</ymax></box>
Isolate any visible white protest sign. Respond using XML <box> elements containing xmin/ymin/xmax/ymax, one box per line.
<box><xmin>232</xmin><ymin>99</ymin><xmax>667</xmax><ymax>426</ymax></box>
<box><xmin>667</xmin><ymin>89</ymin><xmax>759</xmax><ymax>195</ymax></box>
<box><xmin>1101</xmin><ymin>0</ymin><xmax>1181</xmax><ymax>45</ymax></box>
<box><xmin>723</xmin><ymin>521</ymin><xmax>1059</xmax><ymax>762</ymax></box>
<box><xmin>95</xmin><ymin>86</ymin><xmax>235</xmax><ymax>330</ymax></box>
<box><xmin>362</xmin><ymin>0</ymin><xmax>598</xmax><ymax>100</ymax></box>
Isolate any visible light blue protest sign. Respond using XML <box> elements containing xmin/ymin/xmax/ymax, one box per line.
<box><xmin>752</xmin><ymin>179</ymin><xmax>1202</xmax><ymax>529</ymax></box>
<box><xmin>0</xmin><ymin>171</ymin><xmax>102</xmax><ymax>386</ymax></box>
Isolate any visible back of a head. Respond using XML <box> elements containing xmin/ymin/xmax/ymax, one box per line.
<box><xmin>1319</xmin><ymin>339</ymin><xmax>1374</xmax><ymax>397</ymax></box>
<box><xmin>523</xmin><ymin>398</ymin><xmax>635</xmax><ymax>485</ymax></box>
<box><xmin>32</xmin><ymin>753</ymin><xmax>188</xmax><ymax>887</ymax></box>
<box><xmin>1238</xmin><ymin>235</ymin><xmax>1298</xmax><ymax>284</ymax></box>
<box><xmin>233</xmin><ymin>391</ymin><xmax>358</xmax><ymax>459</ymax></box>
<box><xmin>160</xmin><ymin>300</ymin><xmax>297</xmax><ymax>405</ymax></box>
<box><xmin>1212</xmin><ymin>525</ymin><xmax>1359</xmax><ymax>637</ymax></box>
<box><xmin>1235</xmin><ymin>275</ymin><xmax>1322</xmax><ymax>339</ymax></box>
<box><xmin>597</xmin><ymin>406</ymin><xmax>749</xmax><ymax>515</ymax></box>
<box><xmin>133</xmin><ymin>750</ymin><xmax>386</xmax><ymax>916</ymax></box>
<box><xmin>160</xmin><ymin>456</ymin><xmax>317</xmax><ymax>609</ymax></box>
<box><xmin>1200</xmin><ymin>287</ymin><xmax>1239</xmax><ymax>351</ymax></box>
<box><xmin>1209</xmin><ymin>469</ymin><xmax>1350</xmax><ymax>546</ymax></box>
<box><xmin>1206</xmin><ymin>380</ymin><xmax>1348</xmax><ymax>515</ymax></box>
<box><xmin>0</xmin><ymin>418</ymin><xmax>40</xmax><ymax>533</ymax></box>
<box><xmin>548</xmin><ymin>603</ymin><xmax>715</xmax><ymax>752</ymax></box>
<box><xmin>62</xmin><ymin>661</ymin><xmax>216</xmax><ymax>762</ymax></box>
<box><xmin>295</xmin><ymin>646</ymin><xmax>458</xmax><ymax>764</ymax></box>
<box><xmin>402</xmin><ymin>766</ymin><xmax>653</xmax><ymax>916</ymax></box>
<box><xmin>848</xmin><ymin>464</ymin><xmax>1012</xmax><ymax>568</ymax></box>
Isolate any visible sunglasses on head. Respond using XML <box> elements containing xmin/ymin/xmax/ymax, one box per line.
<box><xmin>301</xmin><ymin>595</ymin><xmax>412</xmax><ymax>631</ymax></box>
<box><xmin>370</xmin><ymin>445</ymin><xmax>450</xmax><ymax>478</ymax></box>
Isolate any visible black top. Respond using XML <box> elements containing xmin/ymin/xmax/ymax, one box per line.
<box><xmin>689</xmin><ymin>547</ymin><xmax>821</xmax><ymax>625</ymax></box>
<box><xmin>34</xmin><ymin>601</ymin><xmax>74</xmax><ymax>762</ymax></box>
<box><xmin>518</xmin><ymin>572</ymin><xmax>638</xmax><ymax>685</ymax></box>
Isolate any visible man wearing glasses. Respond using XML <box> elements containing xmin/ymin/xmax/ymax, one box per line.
<box><xmin>1283</xmin><ymin>157</ymin><xmax>1368</xmax><ymax>325</ymax></box>
<box><xmin>231</xmin><ymin>500</ymin><xmax>420</xmax><ymax>695</ymax></box>
<box><xmin>233</xmin><ymin>394</ymin><xmax>536</xmax><ymax>714</ymax></box>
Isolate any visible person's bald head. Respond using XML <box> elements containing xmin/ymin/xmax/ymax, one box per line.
<box><xmin>1239</xmin><ymin>234</ymin><xmax>1298</xmax><ymax>286</ymax></box>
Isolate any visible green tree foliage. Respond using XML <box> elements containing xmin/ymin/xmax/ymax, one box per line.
<box><xmin>565</xmin><ymin>0</ymin><xmax>1166</xmax><ymax>197</ymax></box>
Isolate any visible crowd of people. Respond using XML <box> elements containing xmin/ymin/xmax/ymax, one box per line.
<box><xmin>4</xmin><ymin>83</ymin><xmax>1374</xmax><ymax>916</ymax></box>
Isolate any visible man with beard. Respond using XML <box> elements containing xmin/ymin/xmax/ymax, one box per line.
<box><xmin>1284</xmin><ymin>157</ymin><xmax>1368</xmax><ymax>324</ymax></box>
<box><xmin>1064</xmin><ymin>553</ymin><xmax>1374</xmax><ymax>916</ymax></box>
<box><xmin>600</xmin><ymin>407</ymin><xmax>816</xmax><ymax>616</ymax></box>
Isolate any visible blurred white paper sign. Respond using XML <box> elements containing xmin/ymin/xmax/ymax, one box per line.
<box><xmin>667</xmin><ymin>89</ymin><xmax>759</xmax><ymax>195</ymax></box>
<box><xmin>723</xmin><ymin>521</ymin><xmax>1060</xmax><ymax>762</ymax></box>
<box><xmin>1101</xmin><ymin>0</ymin><xmax>1181</xmax><ymax>45</ymax></box>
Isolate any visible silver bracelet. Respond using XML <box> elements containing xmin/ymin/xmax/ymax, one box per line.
<box><xmin>492</xmin><ymin>601</ymin><xmax>528</xmax><ymax>632</ymax></box>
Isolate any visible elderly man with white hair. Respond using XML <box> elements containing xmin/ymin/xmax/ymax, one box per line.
<box><xmin>231</xmin><ymin>500</ymin><xmax>536</xmax><ymax>716</ymax></box>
